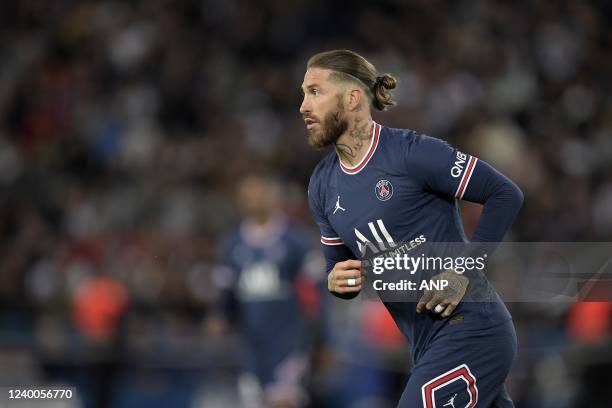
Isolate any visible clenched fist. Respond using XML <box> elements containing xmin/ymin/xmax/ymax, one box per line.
<box><xmin>328</xmin><ymin>260</ymin><xmax>363</xmax><ymax>294</ymax></box>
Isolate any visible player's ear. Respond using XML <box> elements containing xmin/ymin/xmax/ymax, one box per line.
<box><xmin>348</xmin><ymin>88</ymin><xmax>363</xmax><ymax>112</ymax></box>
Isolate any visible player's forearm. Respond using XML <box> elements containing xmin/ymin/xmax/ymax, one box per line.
<box><xmin>463</xmin><ymin>160</ymin><xmax>524</xmax><ymax>243</ymax></box>
<box><xmin>471</xmin><ymin>178</ymin><xmax>523</xmax><ymax>242</ymax></box>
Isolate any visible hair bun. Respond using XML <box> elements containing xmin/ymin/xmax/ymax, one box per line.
<box><xmin>372</xmin><ymin>73</ymin><xmax>397</xmax><ymax>111</ymax></box>
<box><xmin>376</xmin><ymin>74</ymin><xmax>397</xmax><ymax>90</ymax></box>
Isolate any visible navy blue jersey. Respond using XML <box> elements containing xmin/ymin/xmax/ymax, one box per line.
<box><xmin>217</xmin><ymin>218</ymin><xmax>314</xmax><ymax>374</ymax></box>
<box><xmin>308</xmin><ymin>122</ymin><xmax>523</xmax><ymax>363</ymax></box>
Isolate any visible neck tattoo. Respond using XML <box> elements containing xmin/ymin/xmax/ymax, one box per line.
<box><xmin>335</xmin><ymin>119</ymin><xmax>372</xmax><ymax>165</ymax></box>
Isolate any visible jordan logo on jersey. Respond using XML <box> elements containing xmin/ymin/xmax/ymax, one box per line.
<box><xmin>333</xmin><ymin>196</ymin><xmax>346</xmax><ymax>214</ymax></box>
<box><xmin>375</xmin><ymin>179</ymin><xmax>393</xmax><ymax>201</ymax></box>
<box><xmin>355</xmin><ymin>219</ymin><xmax>396</xmax><ymax>256</ymax></box>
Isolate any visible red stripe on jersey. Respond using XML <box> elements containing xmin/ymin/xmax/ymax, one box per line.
<box><xmin>340</xmin><ymin>122</ymin><xmax>381</xmax><ymax>175</ymax></box>
<box><xmin>455</xmin><ymin>156</ymin><xmax>477</xmax><ymax>199</ymax></box>
<box><xmin>422</xmin><ymin>364</ymin><xmax>478</xmax><ymax>408</ymax></box>
<box><xmin>321</xmin><ymin>236</ymin><xmax>344</xmax><ymax>245</ymax></box>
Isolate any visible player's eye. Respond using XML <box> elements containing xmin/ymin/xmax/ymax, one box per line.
<box><xmin>311</xmin><ymin>88</ymin><xmax>318</xmax><ymax>95</ymax></box>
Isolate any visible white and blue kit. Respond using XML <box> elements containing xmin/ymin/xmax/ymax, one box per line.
<box><xmin>308</xmin><ymin>122</ymin><xmax>523</xmax><ymax>407</ymax></box>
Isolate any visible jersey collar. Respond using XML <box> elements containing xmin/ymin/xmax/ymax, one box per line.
<box><xmin>339</xmin><ymin>121</ymin><xmax>381</xmax><ymax>175</ymax></box>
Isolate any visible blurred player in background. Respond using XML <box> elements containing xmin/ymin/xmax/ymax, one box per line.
<box><xmin>302</xmin><ymin>50</ymin><xmax>523</xmax><ymax>407</ymax></box>
<box><xmin>213</xmin><ymin>175</ymin><xmax>325</xmax><ymax>408</ymax></box>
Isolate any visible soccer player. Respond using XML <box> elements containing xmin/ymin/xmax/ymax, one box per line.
<box><xmin>302</xmin><ymin>50</ymin><xmax>523</xmax><ymax>407</ymax></box>
<box><xmin>214</xmin><ymin>175</ymin><xmax>324</xmax><ymax>408</ymax></box>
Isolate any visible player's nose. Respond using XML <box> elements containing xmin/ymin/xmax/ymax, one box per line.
<box><xmin>299</xmin><ymin>97</ymin><xmax>310</xmax><ymax>115</ymax></box>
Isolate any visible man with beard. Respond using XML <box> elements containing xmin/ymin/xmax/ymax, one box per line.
<box><xmin>301</xmin><ymin>50</ymin><xmax>523</xmax><ymax>407</ymax></box>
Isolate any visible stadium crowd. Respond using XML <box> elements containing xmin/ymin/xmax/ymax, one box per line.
<box><xmin>0</xmin><ymin>1</ymin><xmax>611</xmax><ymax>407</ymax></box>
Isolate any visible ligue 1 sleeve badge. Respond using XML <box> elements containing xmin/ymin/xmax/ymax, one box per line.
<box><xmin>375</xmin><ymin>179</ymin><xmax>393</xmax><ymax>201</ymax></box>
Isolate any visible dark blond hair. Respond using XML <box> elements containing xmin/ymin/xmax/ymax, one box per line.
<box><xmin>307</xmin><ymin>49</ymin><xmax>397</xmax><ymax>111</ymax></box>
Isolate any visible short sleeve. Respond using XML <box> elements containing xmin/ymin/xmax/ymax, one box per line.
<box><xmin>407</xmin><ymin>134</ymin><xmax>478</xmax><ymax>200</ymax></box>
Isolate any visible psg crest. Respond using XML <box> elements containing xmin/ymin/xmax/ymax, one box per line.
<box><xmin>375</xmin><ymin>179</ymin><xmax>393</xmax><ymax>201</ymax></box>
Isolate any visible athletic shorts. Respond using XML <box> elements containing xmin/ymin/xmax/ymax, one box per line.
<box><xmin>398</xmin><ymin>319</ymin><xmax>517</xmax><ymax>407</ymax></box>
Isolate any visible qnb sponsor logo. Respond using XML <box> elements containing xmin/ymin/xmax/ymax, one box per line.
<box><xmin>238</xmin><ymin>262</ymin><xmax>281</xmax><ymax>300</ymax></box>
<box><xmin>455</xmin><ymin>155</ymin><xmax>477</xmax><ymax>199</ymax></box>
<box><xmin>451</xmin><ymin>151</ymin><xmax>468</xmax><ymax>178</ymax></box>
<box><xmin>355</xmin><ymin>219</ymin><xmax>397</xmax><ymax>256</ymax></box>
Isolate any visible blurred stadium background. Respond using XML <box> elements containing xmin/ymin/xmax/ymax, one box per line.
<box><xmin>0</xmin><ymin>1</ymin><xmax>611</xmax><ymax>407</ymax></box>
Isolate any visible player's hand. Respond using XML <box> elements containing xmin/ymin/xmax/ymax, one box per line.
<box><xmin>328</xmin><ymin>260</ymin><xmax>362</xmax><ymax>294</ymax></box>
<box><xmin>416</xmin><ymin>270</ymin><xmax>469</xmax><ymax>318</ymax></box>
